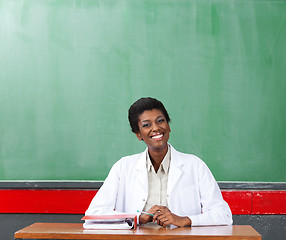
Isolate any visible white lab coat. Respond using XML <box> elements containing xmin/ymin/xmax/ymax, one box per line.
<box><xmin>85</xmin><ymin>145</ymin><xmax>233</xmax><ymax>226</ymax></box>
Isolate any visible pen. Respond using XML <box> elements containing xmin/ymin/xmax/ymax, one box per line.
<box><xmin>137</xmin><ymin>210</ymin><xmax>154</xmax><ymax>217</ymax></box>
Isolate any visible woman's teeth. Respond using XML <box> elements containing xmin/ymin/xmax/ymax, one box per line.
<box><xmin>152</xmin><ymin>134</ymin><xmax>163</xmax><ymax>139</ymax></box>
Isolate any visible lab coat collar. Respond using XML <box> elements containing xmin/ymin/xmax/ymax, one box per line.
<box><xmin>169</xmin><ymin>144</ymin><xmax>184</xmax><ymax>167</ymax></box>
<box><xmin>135</xmin><ymin>144</ymin><xmax>184</xmax><ymax>171</ymax></box>
<box><xmin>135</xmin><ymin>148</ymin><xmax>148</xmax><ymax>172</ymax></box>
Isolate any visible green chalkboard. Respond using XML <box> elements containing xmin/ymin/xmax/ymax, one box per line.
<box><xmin>0</xmin><ymin>0</ymin><xmax>285</xmax><ymax>181</ymax></box>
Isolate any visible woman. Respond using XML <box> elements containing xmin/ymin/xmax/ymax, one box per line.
<box><xmin>85</xmin><ymin>97</ymin><xmax>232</xmax><ymax>227</ymax></box>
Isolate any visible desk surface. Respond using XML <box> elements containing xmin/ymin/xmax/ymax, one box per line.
<box><xmin>15</xmin><ymin>223</ymin><xmax>261</xmax><ymax>240</ymax></box>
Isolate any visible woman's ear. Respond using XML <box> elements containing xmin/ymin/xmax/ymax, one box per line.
<box><xmin>135</xmin><ymin>132</ymin><xmax>143</xmax><ymax>141</ymax></box>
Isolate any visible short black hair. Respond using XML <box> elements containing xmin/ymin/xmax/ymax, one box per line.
<box><xmin>128</xmin><ymin>97</ymin><xmax>171</xmax><ymax>133</ymax></box>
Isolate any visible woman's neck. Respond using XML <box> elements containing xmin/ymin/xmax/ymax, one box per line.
<box><xmin>148</xmin><ymin>146</ymin><xmax>168</xmax><ymax>172</ymax></box>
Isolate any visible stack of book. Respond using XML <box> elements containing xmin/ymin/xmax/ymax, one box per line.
<box><xmin>82</xmin><ymin>214</ymin><xmax>137</xmax><ymax>229</ymax></box>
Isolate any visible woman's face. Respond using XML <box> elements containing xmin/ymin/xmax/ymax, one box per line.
<box><xmin>136</xmin><ymin>109</ymin><xmax>171</xmax><ymax>152</ymax></box>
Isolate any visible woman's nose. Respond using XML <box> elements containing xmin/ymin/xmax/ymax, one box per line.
<box><xmin>152</xmin><ymin>123</ymin><xmax>159</xmax><ymax>131</ymax></box>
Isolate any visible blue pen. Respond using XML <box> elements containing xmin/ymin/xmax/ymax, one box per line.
<box><xmin>137</xmin><ymin>210</ymin><xmax>154</xmax><ymax>217</ymax></box>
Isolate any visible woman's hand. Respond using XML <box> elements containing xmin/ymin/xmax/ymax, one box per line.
<box><xmin>139</xmin><ymin>212</ymin><xmax>153</xmax><ymax>224</ymax></box>
<box><xmin>138</xmin><ymin>206</ymin><xmax>163</xmax><ymax>224</ymax></box>
<box><xmin>152</xmin><ymin>205</ymin><xmax>192</xmax><ymax>227</ymax></box>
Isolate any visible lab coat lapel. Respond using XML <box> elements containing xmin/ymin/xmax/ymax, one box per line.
<box><xmin>135</xmin><ymin>149</ymin><xmax>148</xmax><ymax>196</ymax></box>
<box><xmin>167</xmin><ymin>146</ymin><xmax>184</xmax><ymax>196</ymax></box>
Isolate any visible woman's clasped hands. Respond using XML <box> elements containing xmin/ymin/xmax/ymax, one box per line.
<box><xmin>139</xmin><ymin>205</ymin><xmax>192</xmax><ymax>227</ymax></box>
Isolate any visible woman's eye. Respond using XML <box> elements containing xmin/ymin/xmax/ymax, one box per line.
<box><xmin>158</xmin><ymin>118</ymin><xmax>165</xmax><ymax>123</ymax></box>
<box><xmin>142</xmin><ymin>123</ymin><xmax>150</xmax><ymax>128</ymax></box>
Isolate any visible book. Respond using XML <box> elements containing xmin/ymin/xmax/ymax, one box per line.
<box><xmin>82</xmin><ymin>214</ymin><xmax>137</xmax><ymax>230</ymax></box>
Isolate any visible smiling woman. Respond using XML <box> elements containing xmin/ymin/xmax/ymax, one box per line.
<box><xmin>85</xmin><ymin>97</ymin><xmax>233</xmax><ymax>228</ymax></box>
<box><xmin>135</xmin><ymin>109</ymin><xmax>171</xmax><ymax>165</ymax></box>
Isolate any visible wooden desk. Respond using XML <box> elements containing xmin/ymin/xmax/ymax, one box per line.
<box><xmin>15</xmin><ymin>223</ymin><xmax>261</xmax><ymax>240</ymax></box>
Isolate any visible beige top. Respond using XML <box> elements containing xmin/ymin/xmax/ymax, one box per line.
<box><xmin>143</xmin><ymin>145</ymin><xmax>171</xmax><ymax>212</ymax></box>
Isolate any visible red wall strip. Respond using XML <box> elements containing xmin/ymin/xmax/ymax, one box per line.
<box><xmin>252</xmin><ymin>191</ymin><xmax>286</xmax><ymax>214</ymax></box>
<box><xmin>222</xmin><ymin>191</ymin><xmax>252</xmax><ymax>215</ymax></box>
<box><xmin>0</xmin><ymin>189</ymin><xmax>97</xmax><ymax>214</ymax></box>
<box><xmin>0</xmin><ymin>189</ymin><xmax>285</xmax><ymax>214</ymax></box>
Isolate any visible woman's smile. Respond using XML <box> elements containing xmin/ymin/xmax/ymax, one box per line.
<box><xmin>151</xmin><ymin>133</ymin><xmax>164</xmax><ymax>140</ymax></box>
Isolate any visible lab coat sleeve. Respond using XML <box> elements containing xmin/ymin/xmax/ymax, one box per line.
<box><xmin>85</xmin><ymin>160</ymin><xmax>122</xmax><ymax>216</ymax></box>
<box><xmin>188</xmin><ymin>161</ymin><xmax>233</xmax><ymax>226</ymax></box>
